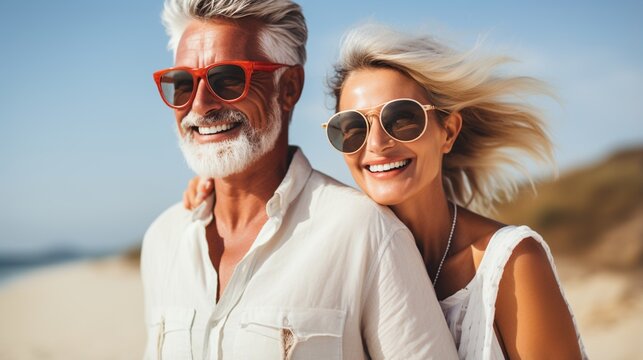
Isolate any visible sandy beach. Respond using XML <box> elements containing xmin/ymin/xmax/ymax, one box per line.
<box><xmin>0</xmin><ymin>255</ymin><xmax>641</xmax><ymax>359</ymax></box>
<box><xmin>0</xmin><ymin>257</ymin><xmax>145</xmax><ymax>360</ymax></box>
<box><xmin>556</xmin><ymin>260</ymin><xmax>643</xmax><ymax>359</ymax></box>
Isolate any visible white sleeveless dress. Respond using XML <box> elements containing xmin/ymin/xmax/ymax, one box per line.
<box><xmin>439</xmin><ymin>225</ymin><xmax>588</xmax><ymax>359</ymax></box>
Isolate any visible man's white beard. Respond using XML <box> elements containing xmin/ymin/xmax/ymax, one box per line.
<box><xmin>177</xmin><ymin>94</ymin><xmax>282</xmax><ymax>179</ymax></box>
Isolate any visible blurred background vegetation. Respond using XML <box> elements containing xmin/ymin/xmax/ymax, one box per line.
<box><xmin>496</xmin><ymin>146</ymin><xmax>643</xmax><ymax>269</ymax></box>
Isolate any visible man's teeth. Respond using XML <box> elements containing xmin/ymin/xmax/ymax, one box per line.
<box><xmin>197</xmin><ymin>123</ymin><xmax>238</xmax><ymax>135</ymax></box>
<box><xmin>368</xmin><ymin>160</ymin><xmax>409</xmax><ymax>173</ymax></box>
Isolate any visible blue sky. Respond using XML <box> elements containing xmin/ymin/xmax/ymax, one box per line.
<box><xmin>0</xmin><ymin>0</ymin><xmax>641</xmax><ymax>253</ymax></box>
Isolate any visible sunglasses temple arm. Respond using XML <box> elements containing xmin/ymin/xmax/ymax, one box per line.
<box><xmin>423</xmin><ymin>104</ymin><xmax>450</xmax><ymax>115</ymax></box>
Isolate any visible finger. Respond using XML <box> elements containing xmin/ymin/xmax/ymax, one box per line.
<box><xmin>187</xmin><ymin>177</ymin><xmax>199</xmax><ymax>200</ymax></box>
<box><xmin>197</xmin><ymin>179</ymin><xmax>213</xmax><ymax>201</ymax></box>
<box><xmin>198</xmin><ymin>178</ymin><xmax>213</xmax><ymax>196</ymax></box>
<box><xmin>183</xmin><ymin>190</ymin><xmax>190</xmax><ymax>209</ymax></box>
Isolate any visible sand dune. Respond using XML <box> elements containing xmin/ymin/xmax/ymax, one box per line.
<box><xmin>556</xmin><ymin>260</ymin><xmax>643</xmax><ymax>359</ymax></box>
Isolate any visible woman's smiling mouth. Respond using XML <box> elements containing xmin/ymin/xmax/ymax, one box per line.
<box><xmin>367</xmin><ymin>159</ymin><xmax>410</xmax><ymax>173</ymax></box>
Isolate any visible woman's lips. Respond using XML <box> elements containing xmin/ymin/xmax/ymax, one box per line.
<box><xmin>366</xmin><ymin>159</ymin><xmax>410</xmax><ymax>173</ymax></box>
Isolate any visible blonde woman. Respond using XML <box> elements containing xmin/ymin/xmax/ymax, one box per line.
<box><xmin>185</xmin><ymin>24</ymin><xmax>587</xmax><ymax>359</ymax></box>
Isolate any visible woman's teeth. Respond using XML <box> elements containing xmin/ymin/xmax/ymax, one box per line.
<box><xmin>368</xmin><ymin>160</ymin><xmax>410</xmax><ymax>173</ymax></box>
<box><xmin>197</xmin><ymin>122</ymin><xmax>238</xmax><ymax>135</ymax></box>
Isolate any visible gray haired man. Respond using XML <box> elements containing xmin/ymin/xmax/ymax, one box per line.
<box><xmin>142</xmin><ymin>0</ymin><xmax>457</xmax><ymax>358</ymax></box>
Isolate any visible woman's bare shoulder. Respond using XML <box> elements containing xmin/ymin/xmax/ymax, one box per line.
<box><xmin>455</xmin><ymin>208</ymin><xmax>506</xmax><ymax>268</ymax></box>
<box><xmin>495</xmin><ymin>235</ymin><xmax>583</xmax><ymax>358</ymax></box>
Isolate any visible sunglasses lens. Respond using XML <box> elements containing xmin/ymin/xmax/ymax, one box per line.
<box><xmin>381</xmin><ymin>99</ymin><xmax>427</xmax><ymax>141</ymax></box>
<box><xmin>159</xmin><ymin>70</ymin><xmax>194</xmax><ymax>107</ymax></box>
<box><xmin>207</xmin><ymin>65</ymin><xmax>246</xmax><ymax>101</ymax></box>
<box><xmin>327</xmin><ymin>111</ymin><xmax>368</xmax><ymax>153</ymax></box>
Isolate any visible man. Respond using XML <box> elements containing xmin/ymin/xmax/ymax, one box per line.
<box><xmin>142</xmin><ymin>0</ymin><xmax>457</xmax><ymax>359</ymax></box>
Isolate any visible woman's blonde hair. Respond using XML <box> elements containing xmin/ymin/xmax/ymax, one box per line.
<box><xmin>329</xmin><ymin>23</ymin><xmax>554</xmax><ymax>213</ymax></box>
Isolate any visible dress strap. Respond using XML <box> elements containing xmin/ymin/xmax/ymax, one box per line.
<box><xmin>477</xmin><ymin>225</ymin><xmax>551</xmax><ymax>305</ymax></box>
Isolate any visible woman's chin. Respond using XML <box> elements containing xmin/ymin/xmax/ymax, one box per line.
<box><xmin>363</xmin><ymin>189</ymin><xmax>407</xmax><ymax>207</ymax></box>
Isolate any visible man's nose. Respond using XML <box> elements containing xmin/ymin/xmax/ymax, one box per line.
<box><xmin>365</xmin><ymin>116</ymin><xmax>395</xmax><ymax>152</ymax></box>
<box><xmin>191</xmin><ymin>78</ymin><xmax>224</xmax><ymax>115</ymax></box>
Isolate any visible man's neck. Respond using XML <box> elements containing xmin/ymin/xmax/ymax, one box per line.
<box><xmin>211</xmin><ymin>145</ymin><xmax>292</xmax><ymax>231</ymax></box>
<box><xmin>205</xmin><ymin>145</ymin><xmax>293</xmax><ymax>302</ymax></box>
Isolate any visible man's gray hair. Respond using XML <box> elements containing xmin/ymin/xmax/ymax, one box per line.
<box><xmin>162</xmin><ymin>0</ymin><xmax>307</xmax><ymax>65</ymax></box>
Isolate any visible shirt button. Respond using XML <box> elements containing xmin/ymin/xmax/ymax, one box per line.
<box><xmin>282</xmin><ymin>317</ymin><xmax>289</xmax><ymax>327</ymax></box>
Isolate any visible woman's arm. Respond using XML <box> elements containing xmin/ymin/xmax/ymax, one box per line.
<box><xmin>495</xmin><ymin>237</ymin><xmax>582</xmax><ymax>359</ymax></box>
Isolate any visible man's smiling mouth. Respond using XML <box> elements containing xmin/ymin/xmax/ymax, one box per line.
<box><xmin>194</xmin><ymin>122</ymin><xmax>242</xmax><ymax>135</ymax></box>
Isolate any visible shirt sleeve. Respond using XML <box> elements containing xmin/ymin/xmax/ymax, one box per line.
<box><xmin>361</xmin><ymin>228</ymin><xmax>458</xmax><ymax>359</ymax></box>
<box><xmin>140</xmin><ymin>223</ymin><xmax>159</xmax><ymax>360</ymax></box>
<box><xmin>140</xmin><ymin>208</ymin><xmax>174</xmax><ymax>360</ymax></box>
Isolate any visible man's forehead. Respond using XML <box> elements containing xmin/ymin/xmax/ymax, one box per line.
<box><xmin>174</xmin><ymin>19</ymin><xmax>267</xmax><ymax>66</ymax></box>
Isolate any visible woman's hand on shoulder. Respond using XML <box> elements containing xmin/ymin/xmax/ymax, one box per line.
<box><xmin>495</xmin><ymin>237</ymin><xmax>582</xmax><ymax>359</ymax></box>
<box><xmin>182</xmin><ymin>176</ymin><xmax>214</xmax><ymax>210</ymax></box>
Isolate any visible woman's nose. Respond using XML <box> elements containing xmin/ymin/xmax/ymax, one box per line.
<box><xmin>365</xmin><ymin>115</ymin><xmax>395</xmax><ymax>153</ymax></box>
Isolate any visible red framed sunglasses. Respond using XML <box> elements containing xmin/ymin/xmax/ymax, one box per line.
<box><xmin>153</xmin><ymin>60</ymin><xmax>291</xmax><ymax>109</ymax></box>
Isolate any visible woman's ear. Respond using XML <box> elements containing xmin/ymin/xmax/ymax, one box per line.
<box><xmin>279</xmin><ymin>65</ymin><xmax>305</xmax><ymax>112</ymax></box>
<box><xmin>442</xmin><ymin>111</ymin><xmax>463</xmax><ymax>154</ymax></box>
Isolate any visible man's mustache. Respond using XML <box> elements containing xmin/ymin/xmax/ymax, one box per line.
<box><xmin>180</xmin><ymin>109</ymin><xmax>248</xmax><ymax>132</ymax></box>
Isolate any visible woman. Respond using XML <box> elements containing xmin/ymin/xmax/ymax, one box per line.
<box><xmin>185</xmin><ymin>24</ymin><xmax>587</xmax><ymax>359</ymax></box>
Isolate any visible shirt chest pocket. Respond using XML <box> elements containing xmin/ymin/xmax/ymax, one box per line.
<box><xmin>145</xmin><ymin>307</ymin><xmax>196</xmax><ymax>360</ymax></box>
<box><xmin>234</xmin><ymin>307</ymin><xmax>346</xmax><ymax>360</ymax></box>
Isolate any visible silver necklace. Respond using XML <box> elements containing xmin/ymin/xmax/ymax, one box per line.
<box><xmin>432</xmin><ymin>202</ymin><xmax>457</xmax><ymax>286</ymax></box>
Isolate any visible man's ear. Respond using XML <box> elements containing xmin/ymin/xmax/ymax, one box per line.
<box><xmin>279</xmin><ymin>65</ymin><xmax>304</xmax><ymax>112</ymax></box>
<box><xmin>442</xmin><ymin>111</ymin><xmax>463</xmax><ymax>154</ymax></box>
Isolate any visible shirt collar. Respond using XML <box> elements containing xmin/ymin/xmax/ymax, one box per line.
<box><xmin>191</xmin><ymin>146</ymin><xmax>312</xmax><ymax>222</ymax></box>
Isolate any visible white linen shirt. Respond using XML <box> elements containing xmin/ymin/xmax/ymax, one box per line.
<box><xmin>141</xmin><ymin>148</ymin><xmax>457</xmax><ymax>360</ymax></box>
